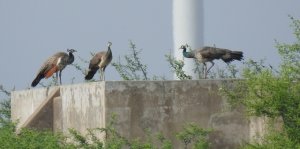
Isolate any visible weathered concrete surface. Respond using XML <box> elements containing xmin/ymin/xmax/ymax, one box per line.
<box><xmin>11</xmin><ymin>87</ymin><xmax>59</xmax><ymax>130</ymax></box>
<box><xmin>11</xmin><ymin>80</ymin><xmax>264</xmax><ymax>149</ymax></box>
<box><xmin>21</xmin><ymin>88</ymin><xmax>59</xmax><ymax>131</ymax></box>
<box><xmin>104</xmin><ymin>80</ymin><xmax>248</xmax><ymax>149</ymax></box>
<box><xmin>53</xmin><ymin>97</ymin><xmax>62</xmax><ymax>132</ymax></box>
<box><xmin>59</xmin><ymin>82</ymin><xmax>106</xmax><ymax>134</ymax></box>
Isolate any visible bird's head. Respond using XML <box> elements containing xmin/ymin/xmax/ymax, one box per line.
<box><xmin>67</xmin><ymin>49</ymin><xmax>77</xmax><ymax>53</ymax></box>
<box><xmin>179</xmin><ymin>44</ymin><xmax>189</xmax><ymax>50</ymax></box>
<box><xmin>107</xmin><ymin>41</ymin><xmax>112</xmax><ymax>47</ymax></box>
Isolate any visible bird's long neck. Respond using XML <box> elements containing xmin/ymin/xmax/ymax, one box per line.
<box><xmin>68</xmin><ymin>52</ymin><xmax>75</xmax><ymax>64</ymax></box>
<box><xmin>106</xmin><ymin>46</ymin><xmax>112</xmax><ymax>57</ymax></box>
<box><xmin>182</xmin><ymin>47</ymin><xmax>194</xmax><ymax>58</ymax></box>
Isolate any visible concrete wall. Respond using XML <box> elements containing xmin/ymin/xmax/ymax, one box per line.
<box><xmin>60</xmin><ymin>82</ymin><xmax>106</xmax><ymax>134</ymax></box>
<box><xmin>11</xmin><ymin>87</ymin><xmax>59</xmax><ymax>129</ymax></box>
<box><xmin>11</xmin><ymin>80</ymin><xmax>264</xmax><ymax>149</ymax></box>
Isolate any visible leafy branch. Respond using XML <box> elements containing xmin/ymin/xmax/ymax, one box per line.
<box><xmin>0</xmin><ymin>85</ymin><xmax>12</xmax><ymax>124</ymax></box>
<box><xmin>165</xmin><ymin>53</ymin><xmax>192</xmax><ymax>80</ymax></box>
<box><xmin>112</xmin><ymin>41</ymin><xmax>149</xmax><ymax>80</ymax></box>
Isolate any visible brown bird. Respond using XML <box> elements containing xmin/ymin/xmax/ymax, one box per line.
<box><xmin>85</xmin><ymin>42</ymin><xmax>113</xmax><ymax>81</ymax></box>
<box><xmin>31</xmin><ymin>49</ymin><xmax>76</xmax><ymax>87</ymax></box>
<box><xmin>179</xmin><ymin>44</ymin><xmax>243</xmax><ymax>78</ymax></box>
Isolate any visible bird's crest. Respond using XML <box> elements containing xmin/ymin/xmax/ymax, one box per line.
<box><xmin>107</xmin><ymin>41</ymin><xmax>112</xmax><ymax>47</ymax></box>
<box><xmin>179</xmin><ymin>43</ymin><xmax>189</xmax><ymax>50</ymax></box>
<box><xmin>67</xmin><ymin>49</ymin><xmax>77</xmax><ymax>53</ymax></box>
<box><xmin>179</xmin><ymin>45</ymin><xmax>186</xmax><ymax>49</ymax></box>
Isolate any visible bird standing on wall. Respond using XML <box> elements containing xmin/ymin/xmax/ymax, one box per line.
<box><xmin>31</xmin><ymin>49</ymin><xmax>76</xmax><ymax>87</ymax></box>
<box><xmin>85</xmin><ymin>42</ymin><xmax>113</xmax><ymax>81</ymax></box>
<box><xmin>179</xmin><ymin>44</ymin><xmax>243</xmax><ymax>78</ymax></box>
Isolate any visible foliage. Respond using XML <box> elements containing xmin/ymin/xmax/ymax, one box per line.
<box><xmin>0</xmin><ymin>123</ymin><xmax>70</xmax><ymax>149</ymax></box>
<box><xmin>0</xmin><ymin>85</ymin><xmax>12</xmax><ymax>125</ymax></box>
<box><xmin>165</xmin><ymin>53</ymin><xmax>192</xmax><ymax>80</ymax></box>
<box><xmin>112</xmin><ymin>41</ymin><xmax>149</xmax><ymax>80</ymax></box>
<box><xmin>243</xmin><ymin>129</ymin><xmax>300</xmax><ymax>149</ymax></box>
<box><xmin>206</xmin><ymin>64</ymin><xmax>240</xmax><ymax>79</ymax></box>
<box><xmin>221</xmin><ymin>17</ymin><xmax>300</xmax><ymax>147</ymax></box>
<box><xmin>0</xmin><ymin>99</ymin><xmax>11</xmax><ymax>126</ymax></box>
<box><xmin>176</xmin><ymin>123</ymin><xmax>211</xmax><ymax>149</ymax></box>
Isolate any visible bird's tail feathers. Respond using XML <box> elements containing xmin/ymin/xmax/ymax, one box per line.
<box><xmin>222</xmin><ymin>51</ymin><xmax>243</xmax><ymax>63</ymax></box>
<box><xmin>31</xmin><ymin>73</ymin><xmax>44</xmax><ymax>87</ymax></box>
<box><xmin>230</xmin><ymin>51</ymin><xmax>243</xmax><ymax>61</ymax></box>
<box><xmin>85</xmin><ymin>69</ymin><xmax>97</xmax><ymax>80</ymax></box>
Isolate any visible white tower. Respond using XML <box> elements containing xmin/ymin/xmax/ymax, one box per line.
<box><xmin>173</xmin><ymin>0</ymin><xmax>204</xmax><ymax>79</ymax></box>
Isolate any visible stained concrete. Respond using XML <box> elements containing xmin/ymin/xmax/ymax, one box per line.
<box><xmin>11</xmin><ymin>86</ymin><xmax>59</xmax><ymax>130</ymax></box>
<box><xmin>21</xmin><ymin>88</ymin><xmax>59</xmax><ymax>131</ymax></box>
<box><xmin>60</xmin><ymin>82</ymin><xmax>106</xmax><ymax>134</ymax></box>
<box><xmin>53</xmin><ymin>97</ymin><xmax>62</xmax><ymax>132</ymax></box>
<box><xmin>11</xmin><ymin>80</ymin><xmax>265</xmax><ymax>149</ymax></box>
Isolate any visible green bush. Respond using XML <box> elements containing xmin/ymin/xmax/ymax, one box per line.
<box><xmin>112</xmin><ymin>41</ymin><xmax>149</xmax><ymax>80</ymax></box>
<box><xmin>0</xmin><ymin>124</ymin><xmax>70</xmax><ymax>149</ymax></box>
<box><xmin>221</xmin><ymin>16</ymin><xmax>300</xmax><ymax>148</ymax></box>
<box><xmin>176</xmin><ymin>123</ymin><xmax>211</xmax><ymax>149</ymax></box>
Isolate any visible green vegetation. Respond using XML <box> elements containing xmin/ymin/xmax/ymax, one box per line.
<box><xmin>221</xmin><ymin>16</ymin><xmax>300</xmax><ymax>148</ymax></box>
<box><xmin>176</xmin><ymin>123</ymin><xmax>211</xmax><ymax>149</ymax></box>
<box><xmin>165</xmin><ymin>53</ymin><xmax>192</xmax><ymax>80</ymax></box>
<box><xmin>0</xmin><ymin>125</ymin><xmax>69</xmax><ymax>149</ymax></box>
<box><xmin>112</xmin><ymin>41</ymin><xmax>150</xmax><ymax>80</ymax></box>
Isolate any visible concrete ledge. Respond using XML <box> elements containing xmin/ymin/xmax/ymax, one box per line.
<box><xmin>11</xmin><ymin>80</ymin><xmax>265</xmax><ymax>149</ymax></box>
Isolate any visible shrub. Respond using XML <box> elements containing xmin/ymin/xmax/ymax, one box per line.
<box><xmin>221</xmin><ymin>16</ymin><xmax>300</xmax><ymax>147</ymax></box>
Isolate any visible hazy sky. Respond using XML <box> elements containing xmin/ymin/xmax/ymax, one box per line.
<box><xmin>1</xmin><ymin>0</ymin><xmax>300</xmax><ymax>91</ymax></box>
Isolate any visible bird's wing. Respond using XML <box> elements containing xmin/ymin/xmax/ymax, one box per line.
<box><xmin>88</xmin><ymin>51</ymin><xmax>106</xmax><ymax>69</ymax></box>
<box><xmin>194</xmin><ymin>50</ymin><xmax>203</xmax><ymax>61</ymax></box>
<box><xmin>198</xmin><ymin>47</ymin><xmax>228</xmax><ymax>59</ymax></box>
<box><xmin>194</xmin><ymin>47</ymin><xmax>215</xmax><ymax>60</ymax></box>
<box><xmin>37</xmin><ymin>52</ymin><xmax>67</xmax><ymax>76</ymax></box>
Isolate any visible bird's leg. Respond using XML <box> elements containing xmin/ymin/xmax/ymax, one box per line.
<box><xmin>59</xmin><ymin>70</ymin><xmax>62</xmax><ymax>85</ymax></box>
<box><xmin>101</xmin><ymin>69</ymin><xmax>104</xmax><ymax>81</ymax></box>
<box><xmin>206</xmin><ymin>61</ymin><xmax>215</xmax><ymax>77</ymax></box>
<box><xmin>102</xmin><ymin>67</ymin><xmax>106</xmax><ymax>81</ymax></box>
<box><xmin>55</xmin><ymin>72</ymin><xmax>59</xmax><ymax>85</ymax></box>
<box><xmin>103</xmin><ymin>71</ymin><xmax>105</xmax><ymax>81</ymax></box>
<box><xmin>99</xmin><ymin>69</ymin><xmax>101</xmax><ymax>81</ymax></box>
<box><xmin>203</xmin><ymin>63</ymin><xmax>207</xmax><ymax>79</ymax></box>
<box><xmin>99</xmin><ymin>69</ymin><xmax>103</xmax><ymax>81</ymax></box>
